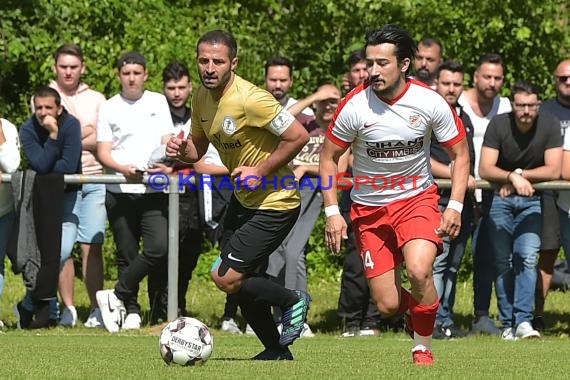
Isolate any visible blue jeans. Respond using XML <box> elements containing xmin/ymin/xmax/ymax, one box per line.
<box><xmin>433</xmin><ymin>205</ymin><xmax>471</xmax><ymax>327</ymax></box>
<box><xmin>0</xmin><ymin>210</ymin><xmax>15</xmax><ymax>300</ymax></box>
<box><xmin>75</xmin><ymin>184</ymin><xmax>106</xmax><ymax>244</ymax></box>
<box><xmin>488</xmin><ymin>194</ymin><xmax>541</xmax><ymax>328</ymax></box>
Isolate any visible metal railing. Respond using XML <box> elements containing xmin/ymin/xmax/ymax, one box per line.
<box><xmin>3</xmin><ymin>173</ymin><xmax>570</xmax><ymax>321</ymax></box>
<box><xmin>2</xmin><ymin>173</ymin><xmax>182</xmax><ymax>321</ymax></box>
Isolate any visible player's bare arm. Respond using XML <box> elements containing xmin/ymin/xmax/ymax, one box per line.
<box><xmin>434</xmin><ymin>158</ymin><xmax>477</xmax><ymax>191</ymax></box>
<box><xmin>166</xmin><ymin>130</ymin><xmax>209</xmax><ymax>164</ymax></box>
<box><xmin>440</xmin><ymin>137</ymin><xmax>469</xmax><ymax>239</ymax></box>
<box><xmin>232</xmin><ymin>118</ymin><xmax>309</xmax><ymax>187</ymax></box>
<box><xmin>337</xmin><ymin>148</ymin><xmax>352</xmax><ymax>173</ymax></box>
<box><xmin>319</xmin><ymin>138</ymin><xmax>349</xmax><ymax>254</ymax></box>
<box><xmin>194</xmin><ymin>159</ymin><xmax>229</xmax><ymax>175</ymax></box>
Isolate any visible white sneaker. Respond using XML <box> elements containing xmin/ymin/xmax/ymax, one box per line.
<box><xmin>277</xmin><ymin>323</ymin><xmax>283</xmax><ymax>335</ymax></box>
<box><xmin>84</xmin><ymin>308</ymin><xmax>104</xmax><ymax>328</ymax></box>
<box><xmin>0</xmin><ymin>320</ymin><xmax>4</xmax><ymax>329</ymax></box>
<box><xmin>60</xmin><ymin>305</ymin><xmax>78</xmax><ymax>327</ymax></box>
<box><xmin>245</xmin><ymin>323</ymin><xmax>255</xmax><ymax>335</ymax></box>
<box><xmin>221</xmin><ymin>318</ymin><xmax>242</xmax><ymax>334</ymax></box>
<box><xmin>123</xmin><ymin>313</ymin><xmax>142</xmax><ymax>330</ymax></box>
<box><xmin>96</xmin><ymin>289</ymin><xmax>126</xmax><ymax>333</ymax></box>
<box><xmin>515</xmin><ymin>321</ymin><xmax>540</xmax><ymax>340</ymax></box>
<box><xmin>501</xmin><ymin>327</ymin><xmax>515</xmax><ymax>341</ymax></box>
<box><xmin>300</xmin><ymin>323</ymin><xmax>315</xmax><ymax>338</ymax></box>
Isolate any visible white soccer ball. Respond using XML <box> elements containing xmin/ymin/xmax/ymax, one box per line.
<box><xmin>159</xmin><ymin>317</ymin><xmax>214</xmax><ymax>366</ymax></box>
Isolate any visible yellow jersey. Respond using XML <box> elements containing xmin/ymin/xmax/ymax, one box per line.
<box><xmin>191</xmin><ymin>75</ymin><xmax>300</xmax><ymax>210</ymax></box>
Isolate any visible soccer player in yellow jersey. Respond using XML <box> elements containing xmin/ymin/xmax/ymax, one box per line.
<box><xmin>166</xmin><ymin>30</ymin><xmax>311</xmax><ymax>360</ymax></box>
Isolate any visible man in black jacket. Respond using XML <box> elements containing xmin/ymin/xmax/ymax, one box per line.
<box><xmin>430</xmin><ymin>61</ymin><xmax>476</xmax><ymax>339</ymax></box>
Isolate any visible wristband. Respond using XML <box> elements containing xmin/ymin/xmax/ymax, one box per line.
<box><xmin>447</xmin><ymin>200</ymin><xmax>464</xmax><ymax>213</ymax></box>
<box><xmin>324</xmin><ymin>205</ymin><xmax>341</xmax><ymax>217</ymax></box>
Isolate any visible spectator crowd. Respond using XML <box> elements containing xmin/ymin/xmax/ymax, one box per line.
<box><xmin>0</xmin><ymin>35</ymin><xmax>569</xmax><ymax>345</ymax></box>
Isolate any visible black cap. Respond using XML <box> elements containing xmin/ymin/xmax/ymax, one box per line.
<box><xmin>116</xmin><ymin>51</ymin><xmax>146</xmax><ymax>70</ymax></box>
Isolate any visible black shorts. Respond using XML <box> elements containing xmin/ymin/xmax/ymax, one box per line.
<box><xmin>219</xmin><ymin>195</ymin><xmax>300</xmax><ymax>274</ymax></box>
<box><xmin>541</xmin><ymin>191</ymin><xmax>561</xmax><ymax>251</ymax></box>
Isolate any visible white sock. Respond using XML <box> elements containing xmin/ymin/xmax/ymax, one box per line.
<box><xmin>412</xmin><ymin>332</ymin><xmax>432</xmax><ymax>351</ymax></box>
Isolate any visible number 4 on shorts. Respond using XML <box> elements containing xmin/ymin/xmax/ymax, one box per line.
<box><xmin>363</xmin><ymin>250</ymin><xmax>375</xmax><ymax>269</ymax></box>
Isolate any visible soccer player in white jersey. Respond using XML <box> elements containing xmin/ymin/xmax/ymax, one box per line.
<box><xmin>319</xmin><ymin>24</ymin><xmax>469</xmax><ymax>365</ymax></box>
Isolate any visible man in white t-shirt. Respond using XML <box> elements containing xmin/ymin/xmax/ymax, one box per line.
<box><xmin>458</xmin><ymin>53</ymin><xmax>512</xmax><ymax>181</ymax></box>
<box><xmin>320</xmin><ymin>24</ymin><xmax>469</xmax><ymax>365</ymax></box>
<box><xmin>95</xmin><ymin>51</ymin><xmax>174</xmax><ymax>333</ymax></box>
<box><xmin>457</xmin><ymin>53</ymin><xmax>511</xmax><ymax>335</ymax></box>
<box><xmin>0</xmin><ymin>117</ymin><xmax>20</xmax><ymax>329</ymax></box>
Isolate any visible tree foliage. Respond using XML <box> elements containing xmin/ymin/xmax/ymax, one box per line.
<box><xmin>1</xmin><ymin>0</ymin><xmax>568</xmax><ymax>124</ymax></box>
<box><xmin>1</xmin><ymin>0</ymin><xmax>568</xmax><ymax>279</ymax></box>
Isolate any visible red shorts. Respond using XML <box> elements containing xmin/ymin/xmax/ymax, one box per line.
<box><xmin>350</xmin><ymin>185</ymin><xmax>443</xmax><ymax>279</ymax></box>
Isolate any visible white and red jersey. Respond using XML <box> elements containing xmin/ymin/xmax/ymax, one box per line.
<box><xmin>327</xmin><ymin>78</ymin><xmax>465</xmax><ymax>206</ymax></box>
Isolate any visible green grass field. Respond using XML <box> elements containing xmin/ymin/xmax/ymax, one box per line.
<box><xmin>2</xmin><ymin>333</ymin><xmax>570</xmax><ymax>379</ymax></box>
<box><xmin>1</xmin><ymin>272</ymin><xmax>570</xmax><ymax>379</ymax></box>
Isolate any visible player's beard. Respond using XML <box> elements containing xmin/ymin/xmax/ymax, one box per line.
<box><xmin>373</xmin><ymin>76</ymin><xmax>405</xmax><ymax>100</ymax></box>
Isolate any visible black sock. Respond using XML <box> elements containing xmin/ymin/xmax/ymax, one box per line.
<box><xmin>239</xmin><ymin>275</ymin><xmax>298</xmax><ymax>308</ymax></box>
<box><xmin>238</xmin><ymin>293</ymin><xmax>281</xmax><ymax>350</ymax></box>
<box><xmin>223</xmin><ymin>293</ymin><xmax>239</xmax><ymax>319</ymax></box>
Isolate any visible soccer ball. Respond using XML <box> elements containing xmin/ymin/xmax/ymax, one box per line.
<box><xmin>159</xmin><ymin>317</ymin><xmax>214</xmax><ymax>366</ymax></box>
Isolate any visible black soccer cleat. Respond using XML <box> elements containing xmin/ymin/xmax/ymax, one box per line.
<box><xmin>251</xmin><ymin>347</ymin><xmax>294</xmax><ymax>361</ymax></box>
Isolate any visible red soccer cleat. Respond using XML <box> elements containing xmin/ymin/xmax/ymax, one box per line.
<box><xmin>412</xmin><ymin>348</ymin><xmax>435</xmax><ymax>365</ymax></box>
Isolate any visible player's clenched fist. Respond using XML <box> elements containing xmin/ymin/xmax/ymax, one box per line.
<box><xmin>166</xmin><ymin>136</ymin><xmax>188</xmax><ymax>160</ymax></box>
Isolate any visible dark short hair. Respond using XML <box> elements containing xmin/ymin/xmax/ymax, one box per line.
<box><xmin>264</xmin><ymin>55</ymin><xmax>293</xmax><ymax>77</ymax></box>
<box><xmin>436</xmin><ymin>60</ymin><xmax>463</xmax><ymax>79</ymax></box>
<box><xmin>34</xmin><ymin>86</ymin><xmax>61</xmax><ymax>107</ymax></box>
<box><xmin>116</xmin><ymin>51</ymin><xmax>146</xmax><ymax>70</ymax></box>
<box><xmin>315</xmin><ymin>80</ymin><xmax>340</xmax><ymax>92</ymax></box>
<box><xmin>476</xmin><ymin>53</ymin><xmax>504</xmax><ymax>70</ymax></box>
<box><xmin>365</xmin><ymin>24</ymin><xmax>417</xmax><ymax>76</ymax></box>
<box><xmin>54</xmin><ymin>43</ymin><xmax>84</xmax><ymax>63</ymax></box>
<box><xmin>418</xmin><ymin>37</ymin><xmax>444</xmax><ymax>56</ymax></box>
<box><xmin>162</xmin><ymin>62</ymin><xmax>190</xmax><ymax>83</ymax></box>
<box><xmin>197</xmin><ymin>30</ymin><xmax>237</xmax><ymax>60</ymax></box>
<box><xmin>347</xmin><ymin>48</ymin><xmax>366</xmax><ymax>69</ymax></box>
<box><xmin>511</xmin><ymin>80</ymin><xmax>541</xmax><ymax>98</ymax></box>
